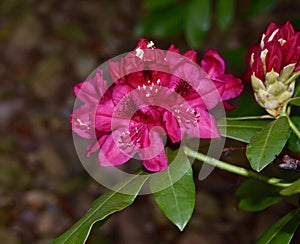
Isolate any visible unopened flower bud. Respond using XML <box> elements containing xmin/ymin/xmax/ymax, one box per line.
<box><xmin>245</xmin><ymin>21</ymin><xmax>300</xmax><ymax>116</ymax></box>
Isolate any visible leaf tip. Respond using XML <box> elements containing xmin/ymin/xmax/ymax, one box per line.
<box><xmin>177</xmin><ymin>221</ymin><xmax>188</xmax><ymax>231</ymax></box>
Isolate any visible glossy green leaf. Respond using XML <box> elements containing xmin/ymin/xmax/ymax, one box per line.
<box><xmin>52</xmin><ymin>171</ymin><xmax>149</xmax><ymax>244</ymax></box>
<box><xmin>236</xmin><ymin>179</ymin><xmax>282</xmax><ymax>211</ymax></box>
<box><xmin>136</xmin><ymin>5</ymin><xmax>185</xmax><ymax>38</ymax></box>
<box><xmin>142</xmin><ymin>0</ymin><xmax>177</xmax><ymax>10</ymax></box>
<box><xmin>287</xmin><ymin>116</ymin><xmax>300</xmax><ymax>152</ymax></box>
<box><xmin>257</xmin><ymin>208</ymin><xmax>300</xmax><ymax>244</ymax></box>
<box><xmin>246</xmin><ymin>117</ymin><xmax>290</xmax><ymax>172</ymax></box>
<box><xmin>185</xmin><ymin>0</ymin><xmax>211</xmax><ymax>48</ymax></box>
<box><xmin>216</xmin><ymin>0</ymin><xmax>235</xmax><ymax>30</ymax></box>
<box><xmin>217</xmin><ymin>119</ymin><xmax>270</xmax><ymax>143</ymax></box>
<box><xmin>151</xmin><ymin>148</ymin><xmax>195</xmax><ymax>231</ymax></box>
<box><xmin>280</xmin><ymin>178</ymin><xmax>300</xmax><ymax>196</ymax></box>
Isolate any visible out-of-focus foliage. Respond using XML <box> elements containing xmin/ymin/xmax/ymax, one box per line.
<box><xmin>136</xmin><ymin>0</ymin><xmax>281</xmax><ymax>48</ymax></box>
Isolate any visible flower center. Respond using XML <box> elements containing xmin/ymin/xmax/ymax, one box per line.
<box><xmin>117</xmin><ymin>121</ymin><xmax>149</xmax><ymax>152</ymax></box>
<box><xmin>175</xmin><ymin>80</ymin><xmax>196</xmax><ymax>98</ymax></box>
<box><xmin>137</xmin><ymin>79</ymin><xmax>161</xmax><ymax>98</ymax></box>
<box><xmin>174</xmin><ymin>104</ymin><xmax>200</xmax><ymax>127</ymax></box>
<box><xmin>116</xmin><ymin>95</ymin><xmax>139</xmax><ymax>118</ymax></box>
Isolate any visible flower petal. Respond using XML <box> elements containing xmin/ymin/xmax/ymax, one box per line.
<box><xmin>71</xmin><ymin>104</ymin><xmax>94</xmax><ymax>139</ymax></box>
<box><xmin>200</xmin><ymin>49</ymin><xmax>225</xmax><ymax>78</ymax></box>
<box><xmin>162</xmin><ymin>110</ymin><xmax>182</xmax><ymax>143</ymax></box>
<box><xmin>140</xmin><ymin>130</ymin><xmax>168</xmax><ymax>172</ymax></box>
<box><xmin>98</xmin><ymin>135</ymin><xmax>131</xmax><ymax>167</ymax></box>
<box><xmin>213</xmin><ymin>74</ymin><xmax>243</xmax><ymax>101</ymax></box>
<box><xmin>195</xmin><ymin>110</ymin><xmax>220</xmax><ymax>138</ymax></box>
<box><xmin>74</xmin><ymin>69</ymin><xmax>108</xmax><ymax>104</ymax></box>
<box><xmin>142</xmin><ymin>148</ymin><xmax>168</xmax><ymax>172</ymax></box>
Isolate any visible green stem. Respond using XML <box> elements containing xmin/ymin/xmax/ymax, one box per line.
<box><xmin>282</xmin><ymin>97</ymin><xmax>300</xmax><ymax>115</ymax></box>
<box><xmin>287</xmin><ymin>116</ymin><xmax>300</xmax><ymax>140</ymax></box>
<box><xmin>183</xmin><ymin>146</ymin><xmax>291</xmax><ymax>188</ymax></box>
<box><xmin>226</xmin><ymin>115</ymin><xmax>274</xmax><ymax>120</ymax></box>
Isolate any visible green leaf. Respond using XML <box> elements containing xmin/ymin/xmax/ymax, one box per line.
<box><xmin>246</xmin><ymin>117</ymin><xmax>290</xmax><ymax>172</ymax></box>
<box><xmin>294</xmin><ymin>83</ymin><xmax>300</xmax><ymax>97</ymax></box>
<box><xmin>290</xmin><ymin>97</ymin><xmax>300</xmax><ymax>107</ymax></box>
<box><xmin>236</xmin><ymin>179</ymin><xmax>282</xmax><ymax>211</ymax></box>
<box><xmin>287</xmin><ymin>116</ymin><xmax>300</xmax><ymax>152</ymax></box>
<box><xmin>136</xmin><ymin>5</ymin><xmax>185</xmax><ymax>38</ymax></box>
<box><xmin>257</xmin><ymin>208</ymin><xmax>300</xmax><ymax>244</ymax></box>
<box><xmin>280</xmin><ymin>178</ymin><xmax>300</xmax><ymax>196</ymax></box>
<box><xmin>217</xmin><ymin>119</ymin><xmax>271</xmax><ymax>143</ymax></box>
<box><xmin>52</xmin><ymin>171</ymin><xmax>149</xmax><ymax>244</ymax></box>
<box><xmin>216</xmin><ymin>0</ymin><xmax>235</xmax><ymax>30</ymax></box>
<box><xmin>185</xmin><ymin>0</ymin><xmax>211</xmax><ymax>48</ymax></box>
<box><xmin>150</xmin><ymin>148</ymin><xmax>195</xmax><ymax>231</ymax></box>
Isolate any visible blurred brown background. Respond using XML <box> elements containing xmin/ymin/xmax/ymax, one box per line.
<box><xmin>0</xmin><ymin>0</ymin><xmax>299</xmax><ymax>243</ymax></box>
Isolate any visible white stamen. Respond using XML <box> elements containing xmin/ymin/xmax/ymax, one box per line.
<box><xmin>195</xmin><ymin>113</ymin><xmax>200</xmax><ymax>118</ymax></box>
<box><xmin>260</xmin><ymin>34</ymin><xmax>266</xmax><ymax>49</ymax></box>
<box><xmin>149</xmin><ymin>86</ymin><xmax>153</xmax><ymax>90</ymax></box>
<box><xmin>135</xmin><ymin>47</ymin><xmax>144</xmax><ymax>59</ymax></box>
<box><xmin>145</xmin><ymin>93</ymin><xmax>150</xmax><ymax>97</ymax></box>
<box><xmin>260</xmin><ymin>49</ymin><xmax>268</xmax><ymax>74</ymax></box>
<box><xmin>250</xmin><ymin>53</ymin><xmax>255</xmax><ymax>67</ymax></box>
<box><xmin>155</xmin><ymin>88</ymin><xmax>158</xmax><ymax>93</ymax></box>
<box><xmin>138</xmin><ymin>85</ymin><xmax>141</xmax><ymax>90</ymax></box>
<box><xmin>268</xmin><ymin>29</ymin><xmax>279</xmax><ymax>42</ymax></box>
<box><xmin>143</xmin><ymin>84</ymin><xmax>147</xmax><ymax>90</ymax></box>
<box><xmin>147</xmin><ymin>80</ymin><xmax>151</xmax><ymax>84</ymax></box>
<box><xmin>157</xmin><ymin>79</ymin><xmax>161</xmax><ymax>84</ymax></box>
<box><xmin>278</xmin><ymin>38</ymin><xmax>286</xmax><ymax>46</ymax></box>
<box><xmin>76</xmin><ymin>118</ymin><xmax>89</xmax><ymax>128</ymax></box>
<box><xmin>147</xmin><ymin>41</ymin><xmax>155</xmax><ymax>48</ymax></box>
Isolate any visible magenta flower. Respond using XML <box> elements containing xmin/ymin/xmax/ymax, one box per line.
<box><xmin>168</xmin><ymin>45</ymin><xmax>243</xmax><ymax>110</ymax></box>
<box><xmin>200</xmin><ymin>49</ymin><xmax>244</xmax><ymax>110</ymax></box>
<box><xmin>71</xmin><ymin>39</ymin><xmax>243</xmax><ymax>172</ymax></box>
<box><xmin>245</xmin><ymin>21</ymin><xmax>300</xmax><ymax>116</ymax></box>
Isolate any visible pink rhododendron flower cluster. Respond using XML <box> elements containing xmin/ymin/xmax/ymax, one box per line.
<box><xmin>71</xmin><ymin>39</ymin><xmax>243</xmax><ymax>172</ymax></box>
<box><xmin>245</xmin><ymin>21</ymin><xmax>300</xmax><ymax>116</ymax></box>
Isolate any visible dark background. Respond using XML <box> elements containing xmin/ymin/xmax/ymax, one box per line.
<box><xmin>0</xmin><ymin>0</ymin><xmax>299</xmax><ymax>243</ymax></box>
